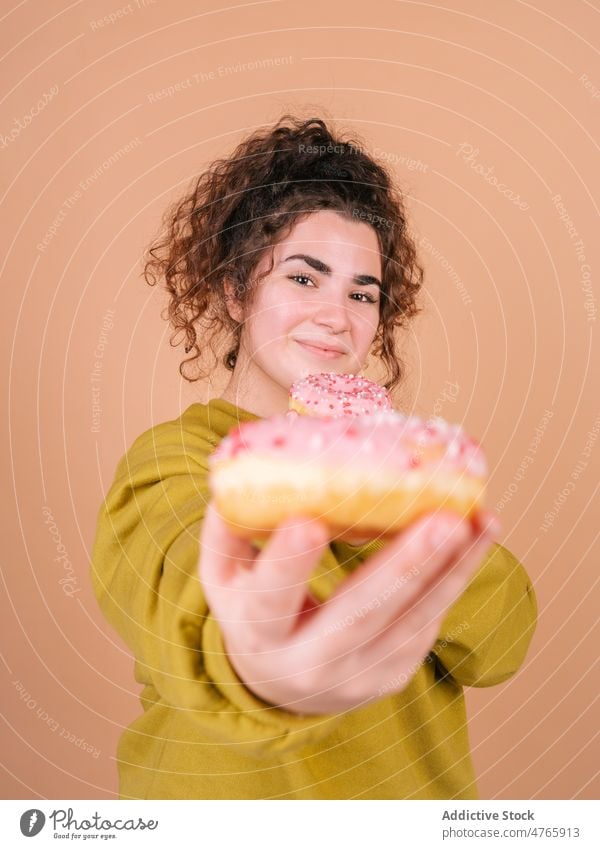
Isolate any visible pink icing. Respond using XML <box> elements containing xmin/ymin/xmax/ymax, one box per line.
<box><xmin>289</xmin><ymin>372</ymin><xmax>393</xmax><ymax>418</ymax></box>
<box><xmin>209</xmin><ymin>410</ymin><xmax>488</xmax><ymax>479</ymax></box>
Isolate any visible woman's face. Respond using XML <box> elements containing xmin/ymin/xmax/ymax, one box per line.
<box><xmin>223</xmin><ymin>210</ymin><xmax>383</xmax><ymax>416</ymax></box>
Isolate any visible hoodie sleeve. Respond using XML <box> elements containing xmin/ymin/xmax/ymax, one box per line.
<box><xmin>431</xmin><ymin>542</ymin><xmax>538</xmax><ymax>687</ymax></box>
<box><xmin>90</xmin><ymin>421</ymin><xmax>345</xmax><ymax>761</ymax></box>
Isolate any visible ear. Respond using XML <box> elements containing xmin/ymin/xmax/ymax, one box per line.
<box><xmin>223</xmin><ymin>278</ymin><xmax>245</xmax><ymax>323</ymax></box>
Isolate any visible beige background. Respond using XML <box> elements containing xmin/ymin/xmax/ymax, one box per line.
<box><xmin>2</xmin><ymin>0</ymin><xmax>598</xmax><ymax>800</ymax></box>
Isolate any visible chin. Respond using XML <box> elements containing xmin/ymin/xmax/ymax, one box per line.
<box><xmin>280</xmin><ymin>343</ymin><xmax>357</xmax><ymax>385</ymax></box>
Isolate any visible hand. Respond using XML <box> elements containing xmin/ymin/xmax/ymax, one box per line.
<box><xmin>199</xmin><ymin>502</ymin><xmax>500</xmax><ymax>715</ymax></box>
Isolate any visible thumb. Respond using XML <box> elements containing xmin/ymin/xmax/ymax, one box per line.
<box><xmin>246</xmin><ymin>516</ymin><xmax>331</xmax><ymax>643</ymax></box>
<box><xmin>199</xmin><ymin>500</ymin><xmax>258</xmax><ymax>592</ymax></box>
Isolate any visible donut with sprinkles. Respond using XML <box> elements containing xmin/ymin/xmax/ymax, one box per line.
<box><xmin>209</xmin><ymin>409</ymin><xmax>488</xmax><ymax>542</ymax></box>
<box><xmin>289</xmin><ymin>372</ymin><xmax>393</xmax><ymax>417</ymax></box>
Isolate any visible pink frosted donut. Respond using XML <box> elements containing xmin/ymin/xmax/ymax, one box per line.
<box><xmin>209</xmin><ymin>410</ymin><xmax>488</xmax><ymax>541</ymax></box>
<box><xmin>289</xmin><ymin>372</ymin><xmax>393</xmax><ymax>418</ymax></box>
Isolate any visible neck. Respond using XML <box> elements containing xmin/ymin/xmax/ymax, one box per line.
<box><xmin>218</xmin><ymin>358</ymin><xmax>289</xmax><ymax>418</ymax></box>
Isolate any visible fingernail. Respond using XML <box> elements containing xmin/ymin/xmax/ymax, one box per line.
<box><xmin>288</xmin><ymin>519</ymin><xmax>321</xmax><ymax>548</ymax></box>
<box><xmin>483</xmin><ymin>515</ymin><xmax>501</xmax><ymax>537</ymax></box>
<box><xmin>306</xmin><ymin>522</ymin><xmax>328</xmax><ymax>547</ymax></box>
<box><xmin>432</xmin><ymin>517</ymin><xmax>467</xmax><ymax>550</ymax></box>
<box><xmin>288</xmin><ymin>521</ymin><xmax>307</xmax><ymax>545</ymax></box>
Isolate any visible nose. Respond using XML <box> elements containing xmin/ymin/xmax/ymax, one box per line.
<box><xmin>311</xmin><ymin>291</ymin><xmax>352</xmax><ymax>334</ymax></box>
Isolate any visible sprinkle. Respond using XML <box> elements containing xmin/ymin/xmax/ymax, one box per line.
<box><xmin>288</xmin><ymin>372</ymin><xmax>393</xmax><ymax>419</ymax></box>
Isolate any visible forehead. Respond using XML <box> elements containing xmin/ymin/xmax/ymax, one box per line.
<box><xmin>273</xmin><ymin>210</ymin><xmax>381</xmax><ymax>272</ymax></box>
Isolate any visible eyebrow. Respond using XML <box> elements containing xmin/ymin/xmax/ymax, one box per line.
<box><xmin>281</xmin><ymin>253</ymin><xmax>382</xmax><ymax>289</ymax></box>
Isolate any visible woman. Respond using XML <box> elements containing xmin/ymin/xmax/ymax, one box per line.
<box><xmin>91</xmin><ymin>114</ymin><xmax>537</xmax><ymax>799</ymax></box>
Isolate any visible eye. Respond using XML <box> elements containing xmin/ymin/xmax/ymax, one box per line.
<box><xmin>288</xmin><ymin>272</ymin><xmax>316</xmax><ymax>287</ymax></box>
<box><xmin>351</xmin><ymin>291</ymin><xmax>378</xmax><ymax>304</ymax></box>
<box><xmin>288</xmin><ymin>272</ymin><xmax>378</xmax><ymax>305</ymax></box>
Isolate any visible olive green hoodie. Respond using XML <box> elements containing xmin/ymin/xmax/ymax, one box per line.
<box><xmin>91</xmin><ymin>399</ymin><xmax>537</xmax><ymax>799</ymax></box>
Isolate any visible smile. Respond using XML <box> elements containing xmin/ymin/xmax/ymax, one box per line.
<box><xmin>295</xmin><ymin>340</ymin><xmax>346</xmax><ymax>359</ymax></box>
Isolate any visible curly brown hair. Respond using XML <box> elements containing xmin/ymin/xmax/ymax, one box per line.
<box><xmin>142</xmin><ymin>114</ymin><xmax>424</xmax><ymax>393</ymax></box>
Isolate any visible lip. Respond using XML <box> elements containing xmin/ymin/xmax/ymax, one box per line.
<box><xmin>294</xmin><ymin>339</ymin><xmax>346</xmax><ymax>359</ymax></box>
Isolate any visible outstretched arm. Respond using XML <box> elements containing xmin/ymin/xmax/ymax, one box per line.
<box><xmin>90</xmin><ymin>423</ymin><xmax>346</xmax><ymax>760</ymax></box>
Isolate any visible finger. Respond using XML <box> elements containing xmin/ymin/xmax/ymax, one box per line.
<box><xmin>474</xmin><ymin>509</ymin><xmax>502</xmax><ymax>539</ymax></box>
<box><xmin>419</xmin><ymin>514</ymin><xmax>499</xmax><ymax>614</ymax></box>
<box><xmin>298</xmin><ymin>530</ymin><xmax>495</xmax><ymax>703</ymax></box>
<box><xmin>360</xmin><ymin>530</ymin><xmax>496</xmax><ymax>678</ymax></box>
<box><xmin>392</xmin><ymin>525</ymin><xmax>496</xmax><ymax>641</ymax></box>
<box><xmin>308</xmin><ymin>511</ymin><xmax>472</xmax><ymax>647</ymax></box>
<box><xmin>198</xmin><ymin>500</ymin><xmax>258</xmax><ymax>593</ymax></box>
<box><xmin>240</xmin><ymin>516</ymin><xmax>331</xmax><ymax>643</ymax></box>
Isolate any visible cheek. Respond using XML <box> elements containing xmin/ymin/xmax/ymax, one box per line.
<box><xmin>350</xmin><ymin>308</ymin><xmax>380</xmax><ymax>349</ymax></box>
<box><xmin>244</xmin><ymin>297</ymin><xmax>301</xmax><ymax>351</ymax></box>
<box><xmin>254</xmin><ymin>290</ymin><xmax>307</xmax><ymax>333</ymax></box>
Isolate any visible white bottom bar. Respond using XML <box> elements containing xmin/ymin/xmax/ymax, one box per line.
<box><xmin>1</xmin><ymin>799</ymin><xmax>597</xmax><ymax>848</ymax></box>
